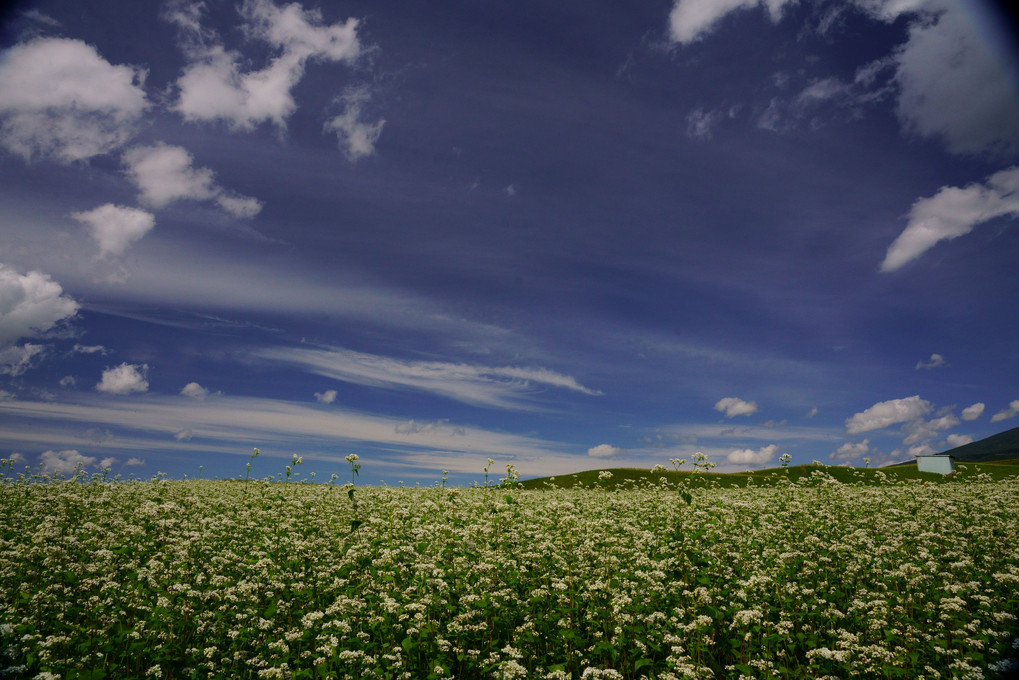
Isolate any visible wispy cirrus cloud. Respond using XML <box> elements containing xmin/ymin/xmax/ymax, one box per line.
<box><xmin>0</xmin><ymin>393</ymin><xmax>573</xmax><ymax>471</ymax></box>
<box><xmin>250</xmin><ymin>345</ymin><xmax>601</xmax><ymax>410</ymax></box>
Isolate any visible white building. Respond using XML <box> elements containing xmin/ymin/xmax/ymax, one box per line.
<box><xmin>916</xmin><ymin>454</ymin><xmax>955</xmax><ymax>475</ymax></box>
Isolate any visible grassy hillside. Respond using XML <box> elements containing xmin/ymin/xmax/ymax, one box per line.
<box><xmin>520</xmin><ymin>459</ymin><xmax>1019</xmax><ymax>490</ymax></box>
<box><xmin>939</xmin><ymin>425</ymin><xmax>1019</xmax><ymax>462</ymax></box>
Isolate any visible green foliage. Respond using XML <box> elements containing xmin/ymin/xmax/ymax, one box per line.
<box><xmin>1</xmin><ymin>465</ymin><xmax>1018</xmax><ymax>679</ymax></box>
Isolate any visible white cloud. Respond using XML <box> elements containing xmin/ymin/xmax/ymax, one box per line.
<box><xmin>0</xmin><ymin>264</ymin><xmax>79</xmax><ymax>346</ymax></box>
<box><xmin>0</xmin><ymin>37</ymin><xmax>147</xmax><ymax>162</ymax></box>
<box><xmin>830</xmin><ymin>439</ymin><xmax>870</xmax><ymax>461</ymax></box>
<box><xmin>889</xmin><ymin>3</ymin><xmax>1019</xmax><ymax>157</ymax></box>
<box><xmin>171</xmin><ymin>0</ymin><xmax>361</xmax><ymax>131</ymax></box>
<box><xmin>881</xmin><ymin>166</ymin><xmax>1019</xmax><ymax>272</ymax></box>
<box><xmin>0</xmin><ymin>393</ymin><xmax>574</xmax><ymax>472</ymax></box>
<box><xmin>668</xmin><ymin>0</ymin><xmax>793</xmax><ymax>44</ymax></box>
<box><xmin>961</xmin><ymin>402</ymin><xmax>985</xmax><ymax>421</ymax></box>
<box><xmin>902</xmin><ymin>413</ymin><xmax>958</xmax><ymax>446</ymax></box>
<box><xmin>7</xmin><ymin>452</ymin><xmax>27</xmax><ymax>465</ymax></box>
<box><xmin>727</xmin><ymin>444</ymin><xmax>777</xmax><ymax>465</ymax></box>
<box><xmin>59</xmin><ymin>376</ymin><xmax>76</xmax><ymax>388</ymax></box>
<box><xmin>906</xmin><ymin>443</ymin><xmax>936</xmax><ymax>458</ymax></box>
<box><xmin>845</xmin><ymin>395</ymin><xmax>932</xmax><ymax>434</ymax></box>
<box><xmin>180</xmin><ymin>382</ymin><xmax>210</xmax><ymax>400</ymax></box>
<box><xmin>686</xmin><ymin>108</ymin><xmax>723</xmax><ymax>139</ymax></box>
<box><xmin>124</xmin><ymin>457</ymin><xmax>145</xmax><ymax>466</ymax></box>
<box><xmin>314</xmin><ymin>389</ymin><xmax>337</xmax><ymax>404</ymax></box>
<box><xmin>945</xmin><ymin>433</ymin><xmax>972</xmax><ymax>448</ymax></box>
<box><xmin>806</xmin><ymin>406</ymin><xmax>818</xmax><ymax>418</ymax></box>
<box><xmin>588</xmin><ymin>444</ymin><xmax>621</xmax><ymax>459</ymax></box>
<box><xmin>96</xmin><ymin>363</ymin><xmax>149</xmax><ymax>395</ymax></box>
<box><xmin>123</xmin><ymin>143</ymin><xmax>216</xmax><ymax>207</ymax></box>
<box><xmin>71</xmin><ymin>344</ymin><xmax>107</xmax><ymax>355</ymax></box>
<box><xmin>251</xmin><ymin>345</ymin><xmax>601</xmax><ymax>410</ymax></box>
<box><xmin>215</xmin><ymin>194</ymin><xmax>264</xmax><ymax>219</ymax></box>
<box><xmin>504</xmin><ymin>184</ymin><xmax>518</xmax><ymax>197</ymax></box>
<box><xmin>122</xmin><ymin>143</ymin><xmax>262</xmax><ymax>217</ymax></box>
<box><xmin>0</xmin><ymin>343</ymin><xmax>45</xmax><ymax>376</ymax></box>
<box><xmin>714</xmin><ymin>396</ymin><xmax>758</xmax><ymax>418</ymax></box>
<box><xmin>71</xmin><ymin>204</ymin><xmax>155</xmax><ymax>258</ymax></box>
<box><xmin>324</xmin><ymin>92</ymin><xmax>385</xmax><ymax>161</ymax></box>
<box><xmin>915</xmin><ymin>353</ymin><xmax>946</xmax><ymax>370</ymax></box>
<box><xmin>99</xmin><ymin>456</ymin><xmax>117</xmax><ymax>468</ymax></box>
<box><xmin>668</xmin><ymin>1</ymin><xmax>1019</xmax><ymax>158</ymax></box>
<box><xmin>990</xmin><ymin>400</ymin><xmax>1019</xmax><ymax>423</ymax></box>
<box><xmin>40</xmin><ymin>449</ymin><xmax>96</xmax><ymax>475</ymax></box>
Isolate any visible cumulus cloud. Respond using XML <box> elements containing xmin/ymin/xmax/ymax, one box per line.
<box><xmin>59</xmin><ymin>376</ymin><xmax>76</xmax><ymax>388</ymax></box>
<box><xmin>714</xmin><ymin>397</ymin><xmax>758</xmax><ymax>418</ymax></box>
<box><xmin>881</xmin><ymin>167</ymin><xmax>1019</xmax><ymax>272</ymax></box>
<box><xmin>0</xmin><ymin>37</ymin><xmax>147</xmax><ymax>162</ymax></box>
<box><xmin>40</xmin><ymin>449</ymin><xmax>96</xmax><ymax>475</ymax></box>
<box><xmin>915</xmin><ymin>353</ymin><xmax>947</xmax><ymax>370</ymax></box>
<box><xmin>727</xmin><ymin>444</ymin><xmax>777</xmax><ymax>465</ymax></box>
<box><xmin>0</xmin><ymin>264</ymin><xmax>79</xmax><ymax>346</ymax></box>
<box><xmin>180</xmin><ymin>382</ymin><xmax>210</xmax><ymax>400</ymax></box>
<box><xmin>961</xmin><ymin>402</ymin><xmax>985</xmax><ymax>421</ymax></box>
<box><xmin>124</xmin><ymin>457</ymin><xmax>145</xmax><ymax>466</ymax></box>
<box><xmin>990</xmin><ymin>400</ymin><xmax>1019</xmax><ymax>423</ymax></box>
<box><xmin>99</xmin><ymin>456</ymin><xmax>117</xmax><ymax>468</ymax></box>
<box><xmin>845</xmin><ymin>395</ymin><xmax>932</xmax><ymax>434</ymax></box>
<box><xmin>588</xmin><ymin>444</ymin><xmax>621</xmax><ymax>459</ymax></box>
<box><xmin>945</xmin><ymin>433</ymin><xmax>973</xmax><ymax>448</ymax></box>
<box><xmin>0</xmin><ymin>343</ymin><xmax>45</xmax><ymax>376</ymax></box>
<box><xmin>7</xmin><ymin>452</ymin><xmax>27</xmax><ymax>466</ymax></box>
<box><xmin>96</xmin><ymin>363</ymin><xmax>149</xmax><ymax>395</ymax></box>
<box><xmin>170</xmin><ymin>0</ymin><xmax>361</xmax><ymax>131</ymax></box>
<box><xmin>71</xmin><ymin>204</ymin><xmax>155</xmax><ymax>258</ymax></box>
<box><xmin>314</xmin><ymin>389</ymin><xmax>337</xmax><ymax>404</ymax></box>
<box><xmin>902</xmin><ymin>413</ymin><xmax>959</xmax><ymax>446</ymax></box>
<box><xmin>831</xmin><ymin>439</ymin><xmax>870</xmax><ymax>461</ymax></box>
<box><xmin>122</xmin><ymin>143</ymin><xmax>262</xmax><ymax>217</ymax></box>
<box><xmin>906</xmin><ymin>443</ymin><xmax>936</xmax><ymax>458</ymax></box>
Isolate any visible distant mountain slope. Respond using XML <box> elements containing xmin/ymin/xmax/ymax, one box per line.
<box><xmin>941</xmin><ymin>426</ymin><xmax>1019</xmax><ymax>462</ymax></box>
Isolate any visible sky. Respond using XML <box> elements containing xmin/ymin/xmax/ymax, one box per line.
<box><xmin>1</xmin><ymin>0</ymin><xmax>1018</xmax><ymax>484</ymax></box>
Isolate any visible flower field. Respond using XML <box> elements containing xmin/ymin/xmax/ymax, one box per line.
<box><xmin>2</xmin><ymin>462</ymin><xmax>1018</xmax><ymax>680</ymax></box>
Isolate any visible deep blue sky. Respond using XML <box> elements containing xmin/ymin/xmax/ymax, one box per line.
<box><xmin>1</xmin><ymin>0</ymin><xmax>1017</xmax><ymax>483</ymax></box>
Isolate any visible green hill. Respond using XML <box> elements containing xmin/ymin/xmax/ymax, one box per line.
<box><xmin>939</xmin><ymin>425</ymin><xmax>1019</xmax><ymax>462</ymax></box>
<box><xmin>518</xmin><ymin>459</ymin><xmax>1019</xmax><ymax>490</ymax></box>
